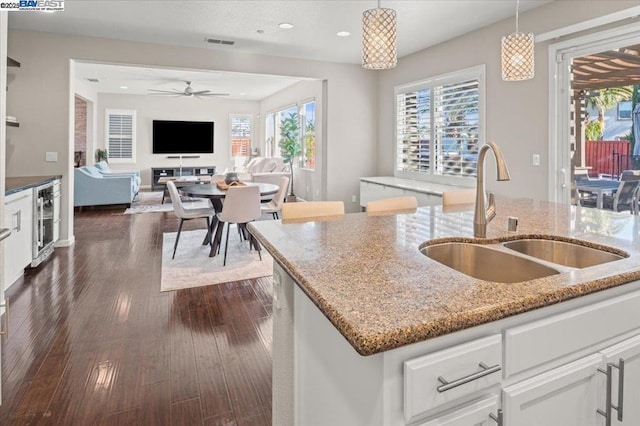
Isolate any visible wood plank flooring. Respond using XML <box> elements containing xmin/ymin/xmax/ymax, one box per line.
<box><xmin>0</xmin><ymin>208</ymin><xmax>273</xmax><ymax>425</ymax></box>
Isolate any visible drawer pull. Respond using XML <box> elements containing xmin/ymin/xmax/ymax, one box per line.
<box><xmin>436</xmin><ymin>362</ymin><xmax>501</xmax><ymax>393</ymax></box>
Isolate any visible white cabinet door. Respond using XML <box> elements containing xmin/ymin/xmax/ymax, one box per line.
<box><xmin>600</xmin><ymin>333</ymin><xmax>640</xmax><ymax>425</ymax></box>
<box><xmin>418</xmin><ymin>396</ymin><xmax>499</xmax><ymax>426</ymax></box>
<box><xmin>502</xmin><ymin>353</ymin><xmax>603</xmax><ymax>426</ymax></box>
<box><xmin>3</xmin><ymin>190</ymin><xmax>33</xmax><ymax>287</ymax></box>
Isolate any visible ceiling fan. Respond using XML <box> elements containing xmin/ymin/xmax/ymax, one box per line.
<box><xmin>148</xmin><ymin>81</ymin><xmax>229</xmax><ymax>98</ymax></box>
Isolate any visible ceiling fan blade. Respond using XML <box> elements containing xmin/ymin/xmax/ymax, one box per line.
<box><xmin>148</xmin><ymin>89</ymin><xmax>182</xmax><ymax>94</ymax></box>
<box><xmin>191</xmin><ymin>90</ymin><xmax>211</xmax><ymax>95</ymax></box>
<box><xmin>197</xmin><ymin>92</ymin><xmax>230</xmax><ymax>96</ymax></box>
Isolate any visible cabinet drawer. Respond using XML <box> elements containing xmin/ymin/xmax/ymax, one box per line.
<box><xmin>404</xmin><ymin>334</ymin><xmax>502</xmax><ymax>422</ymax></box>
<box><xmin>505</xmin><ymin>290</ymin><xmax>640</xmax><ymax>377</ymax></box>
<box><xmin>417</xmin><ymin>395</ymin><xmax>499</xmax><ymax>426</ymax></box>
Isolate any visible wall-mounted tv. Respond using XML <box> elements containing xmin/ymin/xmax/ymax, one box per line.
<box><xmin>152</xmin><ymin>120</ymin><xmax>214</xmax><ymax>154</ymax></box>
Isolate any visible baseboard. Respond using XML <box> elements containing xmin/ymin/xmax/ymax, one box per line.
<box><xmin>55</xmin><ymin>236</ymin><xmax>75</xmax><ymax>247</ymax></box>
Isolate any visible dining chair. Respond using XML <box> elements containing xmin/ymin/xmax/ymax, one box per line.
<box><xmin>261</xmin><ymin>176</ymin><xmax>290</xmax><ymax>219</ymax></box>
<box><xmin>442</xmin><ymin>189</ymin><xmax>476</xmax><ymax>206</ymax></box>
<box><xmin>166</xmin><ymin>181</ymin><xmax>216</xmax><ymax>259</ymax></box>
<box><xmin>603</xmin><ymin>179</ymin><xmax>640</xmax><ymax>213</ymax></box>
<box><xmin>366</xmin><ymin>196</ymin><xmax>417</xmax><ymax>214</ymax></box>
<box><xmin>215</xmin><ymin>185</ymin><xmax>262</xmax><ymax>266</ymax></box>
<box><xmin>281</xmin><ymin>201</ymin><xmax>344</xmax><ymax>221</ymax></box>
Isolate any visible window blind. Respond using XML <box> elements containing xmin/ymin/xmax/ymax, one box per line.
<box><xmin>396</xmin><ymin>68</ymin><xmax>482</xmax><ymax>180</ymax></box>
<box><xmin>107</xmin><ymin>112</ymin><xmax>134</xmax><ymax>160</ymax></box>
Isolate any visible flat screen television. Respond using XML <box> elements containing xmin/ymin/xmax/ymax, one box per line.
<box><xmin>152</xmin><ymin>120</ymin><xmax>214</xmax><ymax>154</ymax></box>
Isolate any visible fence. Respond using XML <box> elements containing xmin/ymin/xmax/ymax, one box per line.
<box><xmin>585</xmin><ymin>140</ymin><xmax>634</xmax><ymax>178</ymax></box>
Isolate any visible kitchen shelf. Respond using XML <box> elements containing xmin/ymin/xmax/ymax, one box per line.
<box><xmin>7</xmin><ymin>57</ymin><xmax>20</xmax><ymax>68</ymax></box>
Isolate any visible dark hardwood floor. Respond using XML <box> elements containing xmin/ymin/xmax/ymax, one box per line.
<box><xmin>0</xmin><ymin>208</ymin><xmax>273</xmax><ymax>425</ymax></box>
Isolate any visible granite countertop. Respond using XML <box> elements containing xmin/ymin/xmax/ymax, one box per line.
<box><xmin>248</xmin><ymin>199</ymin><xmax>640</xmax><ymax>356</ymax></box>
<box><xmin>360</xmin><ymin>176</ymin><xmax>473</xmax><ymax>195</ymax></box>
<box><xmin>6</xmin><ymin>176</ymin><xmax>61</xmax><ymax>195</ymax></box>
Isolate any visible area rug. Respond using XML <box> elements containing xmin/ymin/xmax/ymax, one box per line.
<box><xmin>124</xmin><ymin>191</ymin><xmax>210</xmax><ymax>214</ymax></box>
<box><xmin>161</xmin><ymin>229</ymin><xmax>273</xmax><ymax>292</ymax></box>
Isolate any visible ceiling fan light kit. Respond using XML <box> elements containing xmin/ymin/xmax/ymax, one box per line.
<box><xmin>501</xmin><ymin>0</ymin><xmax>534</xmax><ymax>81</ymax></box>
<box><xmin>361</xmin><ymin>1</ymin><xmax>397</xmax><ymax>70</ymax></box>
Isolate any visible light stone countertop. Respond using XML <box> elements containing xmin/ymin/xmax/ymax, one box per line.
<box><xmin>248</xmin><ymin>198</ymin><xmax>640</xmax><ymax>356</ymax></box>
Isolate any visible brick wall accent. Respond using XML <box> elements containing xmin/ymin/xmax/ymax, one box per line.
<box><xmin>74</xmin><ymin>96</ymin><xmax>87</xmax><ymax>166</ymax></box>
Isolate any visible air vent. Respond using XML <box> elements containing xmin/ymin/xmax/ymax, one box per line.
<box><xmin>87</xmin><ymin>78</ymin><xmax>100</xmax><ymax>83</ymax></box>
<box><xmin>205</xmin><ymin>37</ymin><xmax>235</xmax><ymax>46</ymax></box>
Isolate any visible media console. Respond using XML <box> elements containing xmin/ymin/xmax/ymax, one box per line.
<box><xmin>151</xmin><ymin>166</ymin><xmax>216</xmax><ymax>191</ymax></box>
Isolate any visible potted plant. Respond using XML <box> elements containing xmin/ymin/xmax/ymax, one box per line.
<box><xmin>95</xmin><ymin>148</ymin><xmax>108</xmax><ymax>163</ymax></box>
<box><xmin>279</xmin><ymin>112</ymin><xmax>301</xmax><ymax>202</ymax></box>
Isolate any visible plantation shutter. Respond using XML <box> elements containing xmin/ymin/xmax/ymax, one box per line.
<box><xmin>396</xmin><ymin>89</ymin><xmax>430</xmax><ymax>174</ymax></box>
<box><xmin>395</xmin><ymin>66</ymin><xmax>483</xmax><ymax>181</ymax></box>
<box><xmin>433</xmin><ymin>78</ymin><xmax>479</xmax><ymax>177</ymax></box>
<box><xmin>231</xmin><ymin>115</ymin><xmax>252</xmax><ymax>157</ymax></box>
<box><xmin>106</xmin><ymin>110</ymin><xmax>135</xmax><ymax>161</ymax></box>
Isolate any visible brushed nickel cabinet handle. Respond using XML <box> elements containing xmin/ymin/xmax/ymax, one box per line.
<box><xmin>597</xmin><ymin>364</ymin><xmax>613</xmax><ymax>426</ymax></box>
<box><xmin>436</xmin><ymin>362</ymin><xmax>501</xmax><ymax>393</ymax></box>
<box><xmin>489</xmin><ymin>408</ymin><xmax>503</xmax><ymax>425</ymax></box>
<box><xmin>0</xmin><ymin>297</ymin><xmax>9</xmax><ymax>336</ymax></box>
<box><xmin>613</xmin><ymin>358</ymin><xmax>624</xmax><ymax>422</ymax></box>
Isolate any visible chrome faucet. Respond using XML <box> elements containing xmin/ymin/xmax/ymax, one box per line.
<box><xmin>474</xmin><ymin>142</ymin><xmax>511</xmax><ymax>238</ymax></box>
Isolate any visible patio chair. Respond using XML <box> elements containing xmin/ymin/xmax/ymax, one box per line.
<box><xmin>602</xmin><ymin>179</ymin><xmax>640</xmax><ymax>214</ymax></box>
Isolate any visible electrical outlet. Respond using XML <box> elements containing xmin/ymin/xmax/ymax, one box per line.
<box><xmin>351</xmin><ymin>195</ymin><xmax>357</xmax><ymax>203</ymax></box>
<box><xmin>45</xmin><ymin>152</ymin><xmax>58</xmax><ymax>162</ymax></box>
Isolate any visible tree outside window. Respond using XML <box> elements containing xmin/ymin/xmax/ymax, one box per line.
<box><xmin>300</xmin><ymin>101</ymin><xmax>316</xmax><ymax>169</ymax></box>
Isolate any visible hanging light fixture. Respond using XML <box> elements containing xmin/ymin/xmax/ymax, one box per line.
<box><xmin>362</xmin><ymin>0</ymin><xmax>397</xmax><ymax>70</ymax></box>
<box><xmin>501</xmin><ymin>0</ymin><xmax>534</xmax><ymax>81</ymax></box>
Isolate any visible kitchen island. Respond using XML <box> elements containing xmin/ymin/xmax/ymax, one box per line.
<box><xmin>248</xmin><ymin>199</ymin><xmax>640</xmax><ymax>425</ymax></box>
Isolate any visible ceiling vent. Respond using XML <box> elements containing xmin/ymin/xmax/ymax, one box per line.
<box><xmin>205</xmin><ymin>37</ymin><xmax>235</xmax><ymax>46</ymax></box>
<box><xmin>87</xmin><ymin>78</ymin><xmax>100</xmax><ymax>83</ymax></box>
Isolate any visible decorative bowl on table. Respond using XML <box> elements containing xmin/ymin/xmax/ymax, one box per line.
<box><xmin>224</xmin><ymin>172</ymin><xmax>239</xmax><ymax>185</ymax></box>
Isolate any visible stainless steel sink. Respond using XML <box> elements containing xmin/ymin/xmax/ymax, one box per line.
<box><xmin>421</xmin><ymin>242</ymin><xmax>560</xmax><ymax>283</ymax></box>
<box><xmin>503</xmin><ymin>239</ymin><xmax>625</xmax><ymax>268</ymax></box>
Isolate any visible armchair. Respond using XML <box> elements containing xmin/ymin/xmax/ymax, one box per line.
<box><xmin>74</xmin><ymin>166</ymin><xmax>138</xmax><ymax>207</ymax></box>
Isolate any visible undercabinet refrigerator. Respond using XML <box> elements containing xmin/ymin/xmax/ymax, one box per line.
<box><xmin>32</xmin><ymin>179</ymin><xmax>60</xmax><ymax>267</ymax></box>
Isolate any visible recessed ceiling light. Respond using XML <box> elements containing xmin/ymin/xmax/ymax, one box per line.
<box><xmin>239</xmin><ymin>93</ymin><xmax>246</xmax><ymax>96</ymax></box>
<box><xmin>278</xmin><ymin>23</ymin><xmax>294</xmax><ymax>29</ymax></box>
<box><xmin>337</xmin><ymin>31</ymin><xmax>351</xmax><ymax>37</ymax></box>
<box><xmin>120</xmin><ymin>86</ymin><xmax>128</xmax><ymax>89</ymax></box>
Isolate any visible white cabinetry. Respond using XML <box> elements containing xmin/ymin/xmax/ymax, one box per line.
<box><xmin>274</xmin><ymin>260</ymin><xmax>640</xmax><ymax>426</ymax></box>
<box><xmin>3</xmin><ymin>189</ymin><xmax>32</xmax><ymax>287</ymax></box>
<box><xmin>419</xmin><ymin>396</ymin><xmax>499</xmax><ymax>426</ymax></box>
<box><xmin>503</xmin><ymin>354</ymin><xmax>602</xmax><ymax>426</ymax></box>
<box><xmin>599</xmin><ymin>334</ymin><xmax>640</xmax><ymax>425</ymax></box>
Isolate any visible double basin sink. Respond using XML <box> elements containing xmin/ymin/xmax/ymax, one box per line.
<box><xmin>419</xmin><ymin>237</ymin><xmax>628</xmax><ymax>283</ymax></box>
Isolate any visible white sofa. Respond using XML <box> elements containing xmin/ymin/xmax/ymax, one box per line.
<box><xmin>236</xmin><ymin>157</ymin><xmax>291</xmax><ymax>187</ymax></box>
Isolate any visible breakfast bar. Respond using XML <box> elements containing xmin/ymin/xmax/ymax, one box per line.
<box><xmin>249</xmin><ymin>199</ymin><xmax>640</xmax><ymax>425</ymax></box>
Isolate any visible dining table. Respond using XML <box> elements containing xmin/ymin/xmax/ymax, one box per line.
<box><xmin>576</xmin><ymin>179</ymin><xmax>621</xmax><ymax>209</ymax></box>
<box><xmin>180</xmin><ymin>181</ymin><xmax>279</xmax><ymax>257</ymax></box>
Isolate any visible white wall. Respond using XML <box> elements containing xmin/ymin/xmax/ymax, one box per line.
<box><xmin>6</xmin><ymin>30</ymin><xmax>377</xmax><ymax>243</ymax></box>
<box><xmin>98</xmin><ymin>93</ymin><xmax>259</xmax><ymax>186</ymax></box>
<box><xmin>377</xmin><ymin>0</ymin><xmax>640</xmax><ymax>201</ymax></box>
<box><xmin>260</xmin><ymin>80</ymin><xmax>325</xmax><ymax>201</ymax></box>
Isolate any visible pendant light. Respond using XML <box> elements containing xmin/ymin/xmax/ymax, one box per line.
<box><xmin>501</xmin><ymin>0</ymin><xmax>534</xmax><ymax>81</ymax></box>
<box><xmin>362</xmin><ymin>0</ymin><xmax>397</xmax><ymax>70</ymax></box>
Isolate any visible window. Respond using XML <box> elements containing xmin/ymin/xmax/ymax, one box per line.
<box><xmin>395</xmin><ymin>66</ymin><xmax>484</xmax><ymax>181</ymax></box>
<box><xmin>265</xmin><ymin>113</ymin><xmax>275</xmax><ymax>157</ymax></box>
<box><xmin>618</xmin><ymin>101</ymin><xmax>632</xmax><ymax>120</ymax></box>
<box><xmin>105</xmin><ymin>109</ymin><xmax>135</xmax><ymax>163</ymax></box>
<box><xmin>264</xmin><ymin>100</ymin><xmax>316</xmax><ymax>167</ymax></box>
<box><xmin>230</xmin><ymin>115</ymin><xmax>252</xmax><ymax>158</ymax></box>
<box><xmin>300</xmin><ymin>101</ymin><xmax>316</xmax><ymax>169</ymax></box>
